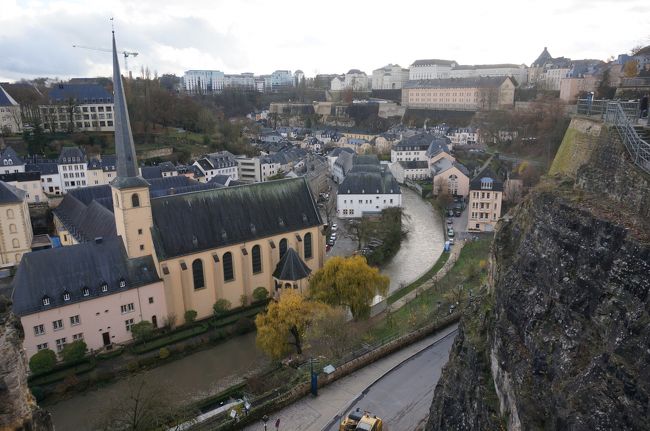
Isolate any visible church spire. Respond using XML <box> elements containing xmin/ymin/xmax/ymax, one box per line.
<box><xmin>112</xmin><ymin>31</ymin><xmax>146</xmax><ymax>188</ymax></box>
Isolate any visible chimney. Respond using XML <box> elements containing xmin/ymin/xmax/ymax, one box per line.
<box><xmin>95</xmin><ymin>237</ymin><xmax>103</xmax><ymax>244</ymax></box>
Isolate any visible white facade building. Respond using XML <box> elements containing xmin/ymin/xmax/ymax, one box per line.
<box><xmin>331</xmin><ymin>70</ymin><xmax>370</xmax><ymax>91</ymax></box>
<box><xmin>409</xmin><ymin>59</ymin><xmax>457</xmax><ymax>80</ymax></box>
<box><xmin>183</xmin><ymin>70</ymin><xmax>225</xmax><ymax>94</ymax></box>
<box><xmin>57</xmin><ymin>147</ymin><xmax>88</xmax><ymax>192</ymax></box>
<box><xmin>336</xmin><ymin>171</ymin><xmax>402</xmax><ymax>218</ymax></box>
<box><xmin>449</xmin><ymin>64</ymin><xmax>528</xmax><ymax>85</ymax></box>
<box><xmin>372</xmin><ymin>64</ymin><xmax>410</xmax><ymax>90</ymax></box>
<box><xmin>193</xmin><ymin>151</ymin><xmax>239</xmax><ymax>182</ymax></box>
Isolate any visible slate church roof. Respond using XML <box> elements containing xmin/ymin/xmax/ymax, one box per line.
<box><xmin>150</xmin><ymin>178</ymin><xmax>322</xmax><ymax>260</ymax></box>
<box><xmin>0</xmin><ymin>181</ymin><xmax>25</xmax><ymax>204</ymax></box>
<box><xmin>12</xmin><ymin>236</ymin><xmax>160</xmax><ymax>316</ymax></box>
<box><xmin>273</xmin><ymin>248</ymin><xmax>311</xmax><ymax>281</ymax></box>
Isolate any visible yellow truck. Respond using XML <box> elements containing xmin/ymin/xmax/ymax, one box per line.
<box><xmin>339</xmin><ymin>408</ymin><xmax>384</xmax><ymax>431</ymax></box>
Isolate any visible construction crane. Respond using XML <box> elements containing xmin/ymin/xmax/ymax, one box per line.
<box><xmin>72</xmin><ymin>44</ymin><xmax>139</xmax><ymax>73</ymax></box>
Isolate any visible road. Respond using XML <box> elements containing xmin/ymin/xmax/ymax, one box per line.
<box><xmin>323</xmin><ymin>330</ymin><xmax>457</xmax><ymax>431</ymax></box>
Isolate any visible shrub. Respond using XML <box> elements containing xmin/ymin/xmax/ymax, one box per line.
<box><xmin>131</xmin><ymin>320</ymin><xmax>154</xmax><ymax>343</ymax></box>
<box><xmin>61</xmin><ymin>340</ymin><xmax>87</xmax><ymax>363</ymax></box>
<box><xmin>126</xmin><ymin>360</ymin><xmax>140</xmax><ymax>372</ymax></box>
<box><xmin>184</xmin><ymin>309</ymin><xmax>198</xmax><ymax>325</ymax></box>
<box><xmin>240</xmin><ymin>294</ymin><xmax>249</xmax><ymax>308</ymax></box>
<box><xmin>233</xmin><ymin>317</ymin><xmax>256</xmax><ymax>335</ymax></box>
<box><xmin>252</xmin><ymin>287</ymin><xmax>269</xmax><ymax>302</ymax></box>
<box><xmin>163</xmin><ymin>313</ymin><xmax>177</xmax><ymax>332</ymax></box>
<box><xmin>29</xmin><ymin>349</ymin><xmax>57</xmax><ymax>374</ymax></box>
<box><xmin>213</xmin><ymin>299</ymin><xmax>231</xmax><ymax>316</ymax></box>
<box><xmin>31</xmin><ymin>386</ymin><xmax>45</xmax><ymax>402</ymax></box>
<box><xmin>159</xmin><ymin>347</ymin><xmax>170</xmax><ymax>359</ymax></box>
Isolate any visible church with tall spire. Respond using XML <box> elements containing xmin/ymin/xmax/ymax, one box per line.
<box><xmin>11</xmin><ymin>33</ymin><xmax>325</xmax><ymax>361</ymax></box>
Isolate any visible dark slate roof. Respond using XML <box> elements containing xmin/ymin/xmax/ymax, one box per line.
<box><xmin>0</xmin><ymin>172</ymin><xmax>40</xmax><ymax>183</ymax></box>
<box><xmin>150</xmin><ymin>178</ymin><xmax>322</xmax><ymax>260</ymax></box>
<box><xmin>273</xmin><ymin>248</ymin><xmax>311</xmax><ymax>281</ymax></box>
<box><xmin>470</xmin><ymin>167</ymin><xmax>504</xmax><ymax>192</ymax></box>
<box><xmin>87</xmin><ymin>155</ymin><xmax>116</xmax><ymax>171</ymax></box>
<box><xmin>453</xmin><ymin>64</ymin><xmax>523</xmax><ymax>70</ymax></box>
<box><xmin>25</xmin><ymin>162</ymin><xmax>58</xmax><ymax>175</ymax></box>
<box><xmin>141</xmin><ymin>165</ymin><xmax>164</xmax><ymax>179</ymax></box>
<box><xmin>0</xmin><ymin>181</ymin><xmax>25</xmax><ymax>204</ymax></box>
<box><xmin>328</xmin><ymin>147</ymin><xmax>355</xmax><ymax>158</ymax></box>
<box><xmin>0</xmin><ymin>85</ymin><xmax>19</xmax><ymax>107</ymax></box>
<box><xmin>411</xmin><ymin>59</ymin><xmax>456</xmax><ymax>67</ymax></box>
<box><xmin>0</xmin><ymin>146</ymin><xmax>24</xmax><ymax>166</ymax></box>
<box><xmin>47</xmin><ymin>84</ymin><xmax>112</xmax><ymax>104</ymax></box>
<box><xmin>532</xmin><ymin>47</ymin><xmax>553</xmax><ymax>67</ymax></box>
<box><xmin>431</xmin><ymin>158</ymin><xmax>470</xmax><ymax>176</ymax></box>
<box><xmin>403</xmin><ymin>76</ymin><xmax>512</xmax><ymax>90</ymax></box>
<box><xmin>58</xmin><ymin>146</ymin><xmax>87</xmax><ymax>164</ymax></box>
<box><xmin>394</xmin><ymin>133</ymin><xmax>450</xmax><ymax>153</ymax></box>
<box><xmin>11</xmin><ymin>236</ymin><xmax>160</xmax><ymax>316</ymax></box>
<box><xmin>352</xmin><ymin>154</ymin><xmax>380</xmax><ymax>166</ymax></box>
<box><xmin>398</xmin><ymin>161</ymin><xmax>430</xmax><ymax>170</ymax></box>
<box><xmin>54</xmin><ymin>189</ymin><xmax>117</xmax><ymax>242</ymax></box>
<box><xmin>207</xmin><ymin>175</ymin><xmax>231</xmax><ymax>186</ymax></box>
<box><xmin>349</xmin><ymin>164</ymin><xmax>383</xmax><ymax>174</ymax></box>
<box><xmin>338</xmin><ymin>171</ymin><xmax>401</xmax><ymax>195</ymax></box>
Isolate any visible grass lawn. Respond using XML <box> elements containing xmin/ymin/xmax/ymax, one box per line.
<box><xmin>29</xmin><ymin>361</ymin><xmax>96</xmax><ymax>387</ymax></box>
<box><xmin>387</xmin><ymin>251</ymin><xmax>450</xmax><ymax>305</ymax></box>
<box><xmin>369</xmin><ymin>237</ymin><xmax>491</xmax><ymax>341</ymax></box>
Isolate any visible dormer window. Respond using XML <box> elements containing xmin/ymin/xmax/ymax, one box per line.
<box><xmin>119</xmin><ymin>279</ymin><xmax>126</xmax><ymax>288</ymax></box>
<box><xmin>42</xmin><ymin>296</ymin><xmax>50</xmax><ymax>306</ymax></box>
<box><xmin>101</xmin><ymin>282</ymin><xmax>108</xmax><ymax>293</ymax></box>
<box><xmin>63</xmin><ymin>292</ymin><xmax>71</xmax><ymax>301</ymax></box>
<box><xmin>82</xmin><ymin>287</ymin><xmax>90</xmax><ymax>297</ymax></box>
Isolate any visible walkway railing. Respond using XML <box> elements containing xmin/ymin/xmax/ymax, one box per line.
<box><xmin>577</xmin><ymin>99</ymin><xmax>650</xmax><ymax>175</ymax></box>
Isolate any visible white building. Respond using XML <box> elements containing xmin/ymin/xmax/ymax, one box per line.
<box><xmin>57</xmin><ymin>147</ymin><xmax>88</xmax><ymax>192</ymax></box>
<box><xmin>0</xmin><ymin>147</ymin><xmax>25</xmax><ymax>174</ymax></box>
<box><xmin>337</xmin><ymin>170</ymin><xmax>402</xmax><ymax>218</ymax></box>
<box><xmin>391</xmin><ymin>161</ymin><xmax>430</xmax><ymax>183</ymax></box>
<box><xmin>372</xmin><ymin>64</ymin><xmax>410</xmax><ymax>90</ymax></box>
<box><xmin>40</xmin><ymin>84</ymin><xmax>115</xmax><ymax>133</ymax></box>
<box><xmin>449</xmin><ymin>64</ymin><xmax>528</xmax><ymax>85</ymax></box>
<box><xmin>223</xmin><ymin>73</ymin><xmax>255</xmax><ymax>90</ymax></box>
<box><xmin>25</xmin><ymin>161</ymin><xmax>62</xmax><ymax>196</ymax></box>
<box><xmin>331</xmin><ymin>70</ymin><xmax>370</xmax><ymax>91</ymax></box>
<box><xmin>409</xmin><ymin>59</ymin><xmax>457</xmax><ymax>80</ymax></box>
<box><xmin>0</xmin><ymin>172</ymin><xmax>47</xmax><ymax>204</ymax></box>
<box><xmin>447</xmin><ymin>127</ymin><xmax>479</xmax><ymax>146</ymax></box>
<box><xmin>236</xmin><ymin>156</ymin><xmax>261</xmax><ymax>183</ymax></box>
<box><xmin>183</xmin><ymin>70</ymin><xmax>225</xmax><ymax>94</ymax></box>
<box><xmin>193</xmin><ymin>151</ymin><xmax>239</xmax><ymax>182</ymax></box>
<box><xmin>390</xmin><ymin>133</ymin><xmax>453</xmax><ymax>164</ymax></box>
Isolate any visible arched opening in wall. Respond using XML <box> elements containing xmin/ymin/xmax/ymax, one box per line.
<box><xmin>131</xmin><ymin>193</ymin><xmax>140</xmax><ymax>208</ymax></box>
<box><xmin>192</xmin><ymin>259</ymin><xmax>205</xmax><ymax>289</ymax></box>
<box><xmin>152</xmin><ymin>315</ymin><xmax>158</xmax><ymax>328</ymax></box>
<box><xmin>251</xmin><ymin>245</ymin><xmax>262</xmax><ymax>273</ymax></box>
<box><xmin>114</xmin><ymin>194</ymin><xmax>119</xmax><ymax>208</ymax></box>
<box><xmin>304</xmin><ymin>233</ymin><xmax>312</xmax><ymax>259</ymax></box>
<box><xmin>12</xmin><ymin>239</ymin><xmax>19</xmax><ymax>248</ymax></box>
<box><xmin>6</xmin><ymin>209</ymin><xmax>14</xmax><ymax>219</ymax></box>
<box><xmin>223</xmin><ymin>252</ymin><xmax>234</xmax><ymax>282</ymax></box>
<box><xmin>9</xmin><ymin>224</ymin><xmax>17</xmax><ymax>234</ymax></box>
<box><xmin>279</xmin><ymin>238</ymin><xmax>288</xmax><ymax>259</ymax></box>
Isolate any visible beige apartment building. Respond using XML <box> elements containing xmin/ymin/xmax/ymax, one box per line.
<box><xmin>402</xmin><ymin>77</ymin><xmax>515</xmax><ymax>111</ymax></box>
<box><xmin>467</xmin><ymin>169</ymin><xmax>503</xmax><ymax>232</ymax></box>
<box><xmin>0</xmin><ymin>182</ymin><xmax>33</xmax><ymax>267</ymax></box>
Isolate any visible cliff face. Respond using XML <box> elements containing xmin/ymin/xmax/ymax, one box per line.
<box><xmin>427</xmin><ymin>120</ymin><xmax>650</xmax><ymax>431</ymax></box>
<box><xmin>0</xmin><ymin>308</ymin><xmax>52</xmax><ymax>431</ymax></box>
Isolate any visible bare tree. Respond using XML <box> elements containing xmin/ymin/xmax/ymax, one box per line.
<box><xmin>96</xmin><ymin>379</ymin><xmax>195</xmax><ymax>431</ymax></box>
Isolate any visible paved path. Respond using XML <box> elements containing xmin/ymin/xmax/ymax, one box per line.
<box><xmin>243</xmin><ymin>324</ymin><xmax>458</xmax><ymax>431</ymax></box>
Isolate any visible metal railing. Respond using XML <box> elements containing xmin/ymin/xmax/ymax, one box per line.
<box><xmin>576</xmin><ymin>98</ymin><xmax>639</xmax><ymax>120</ymax></box>
<box><xmin>604</xmin><ymin>101</ymin><xmax>650</xmax><ymax>175</ymax></box>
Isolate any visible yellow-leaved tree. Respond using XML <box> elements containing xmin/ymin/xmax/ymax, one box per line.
<box><xmin>255</xmin><ymin>290</ymin><xmax>328</xmax><ymax>359</ymax></box>
<box><xmin>309</xmin><ymin>255</ymin><xmax>389</xmax><ymax>320</ymax></box>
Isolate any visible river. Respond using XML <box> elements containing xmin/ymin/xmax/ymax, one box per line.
<box><xmin>382</xmin><ymin>187</ymin><xmax>444</xmax><ymax>294</ymax></box>
<box><xmin>45</xmin><ymin>333</ymin><xmax>267</xmax><ymax>430</ymax></box>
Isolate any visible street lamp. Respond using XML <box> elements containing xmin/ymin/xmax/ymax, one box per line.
<box><xmin>262</xmin><ymin>415</ymin><xmax>269</xmax><ymax>431</ymax></box>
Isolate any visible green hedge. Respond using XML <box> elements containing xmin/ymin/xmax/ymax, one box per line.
<box><xmin>29</xmin><ymin>361</ymin><xmax>96</xmax><ymax>386</ymax></box>
<box><xmin>131</xmin><ymin>324</ymin><xmax>209</xmax><ymax>354</ymax></box>
<box><xmin>96</xmin><ymin>347</ymin><xmax>125</xmax><ymax>360</ymax></box>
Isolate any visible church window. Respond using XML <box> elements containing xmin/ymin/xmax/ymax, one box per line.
<box><xmin>223</xmin><ymin>252</ymin><xmax>234</xmax><ymax>282</ymax></box>
<box><xmin>252</xmin><ymin>245</ymin><xmax>262</xmax><ymax>274</ymax></box>
<box><xmin>6</xmin><ymin>209</ymin><xmax>14</xmax><ymax>219</ymax></box>
<box><xmin>9</xmin><ymin>224</ymin><xmax>16</xmax><ymax>233</ymax></box>
<box><xmin>304</xmin><ymin>233</ymin><xmax>313</xmax><ymax>259</ymax></box>
<box><xmin>131</xmin><ymin>193</ymin><xmax>140</xmax><ymax>208</ymax></box>
<box><xmin>192</xmin><ymin>259</ymin><xmax>205</xmax><ymax>289</ymax></box>
<box><xmin>12</xmin><ymin>239</ymin><xmax>19</xmax><ymax>248</ymax></box>
<box><xmin>279</xmin><ymin>238</ymin><xmax>288</xmax><ymax>259</ymax></box>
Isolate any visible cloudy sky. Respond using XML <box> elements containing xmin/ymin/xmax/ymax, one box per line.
<box><xmin>1</xmin><ymin>0</ymin><xmax>649</xmax><ymax>82</ymax></box>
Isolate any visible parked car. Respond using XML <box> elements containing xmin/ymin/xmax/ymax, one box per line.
<box><xmin>447</xmin><ymin>209</ymin><xmax>454</xmax><ymax>217</ymax></box>
<box><xmin>447</xmin><ymin>229</ymin><xmax>455</xmax><ymax>238</ymax></box>
<box><xmin>454</xmin><ymin>209</ymin><xmax>462</xmax><ymax>217</ymax></box>
<box><xmin>446</xmin><ymin>219</ymin><xmax>453</xmax><ymax>226</ymax></box>
<box><xmin>449</xmin><ymin>237</ymin><xmax>455</xmax><ymax>245</ymax></box>
<box><xmin>332</xmin><ymin>223</ymin><xmax>338</xmax><ymax>229</ymax></box>
<box><xmin>327</xmin><ymin>239</ymin><xmax>335</xmax><ymax>246</ymax></box>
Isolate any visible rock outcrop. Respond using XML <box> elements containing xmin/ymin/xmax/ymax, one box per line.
<box><xmin>427</xmin><ymin>119</ymin><xmax>650</xmax><ymax>430</ymax></box>
<box><xmin>0</xmin><ymin>303</ymin><xmax>52</xmax><ymax>431</ymax></box>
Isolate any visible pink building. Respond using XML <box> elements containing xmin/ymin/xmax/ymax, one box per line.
<box><xmin>12</xmin><ymin>236</ymin><xmax>167</xmax><ymax>360</ymax></box>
